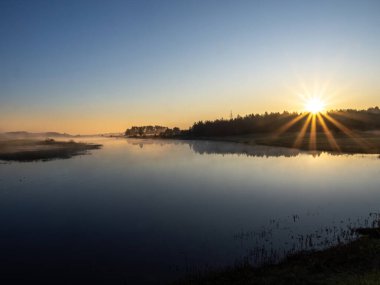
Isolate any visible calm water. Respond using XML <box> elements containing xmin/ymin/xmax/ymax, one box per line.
<box><xmin>0</xmin><ymin>138</ymin><xmax>380</xmax><ymax>284</ymax></box>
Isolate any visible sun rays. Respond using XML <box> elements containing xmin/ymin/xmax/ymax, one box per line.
<box><xmin>316</xmin><ymin>113</ymin><xmax>341</xmax><ymax>152</ymax></box>
<box><xmin>272</xmin><ymin>96</ymin><xmax>370</xmax><ymax>153</ymax></box>
<box><xmin>293</xmin><ymin>113</ymin><xmax>312</xmax><ymax>148</ymax></box>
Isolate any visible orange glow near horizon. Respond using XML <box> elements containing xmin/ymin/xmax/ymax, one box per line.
<box><xmin>1</xmin><ymin>91</ymin><xmax>377</xmax><ymax>135</ymax></box>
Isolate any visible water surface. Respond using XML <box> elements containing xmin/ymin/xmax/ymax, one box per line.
<box><xmin>0</xmin><ymin>138</ymin><xmax>379</xmax><ymax>284</ymax></box>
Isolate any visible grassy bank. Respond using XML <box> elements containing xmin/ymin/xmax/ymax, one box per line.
<box><xmin>174</xmin><ymin>228</ymin><xmax>380</xmax><ymax>285</ymax></box>
<box><xmin>189</xmin><ymin>131</ymin><xmax>380</xmax><ymax>154</ymax></box>
<box><xmin>0</xmin><ymin>139</ymin><xmax>102</xmax><ymax>162</ymax></box>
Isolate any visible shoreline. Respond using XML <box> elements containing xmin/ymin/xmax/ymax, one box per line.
<box><xmin>173</xmin><ymin>227</ymin><xmax>380</xmax><ymax>285</ymax></box>
<box><xmin>120</xmin><ymin>131</ymin><xmax>380</xmax><ymax>155</ymax></box>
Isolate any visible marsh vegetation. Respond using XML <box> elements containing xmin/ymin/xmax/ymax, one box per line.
<box><xmin>0</xmin><ymin>138</ymin><xmax>101</xmax><ymax>162</ymax></box>
<box><xmin>174</xmin><ymin>214</ymin><xmax>380</xmax><ymax>285</ymax></box>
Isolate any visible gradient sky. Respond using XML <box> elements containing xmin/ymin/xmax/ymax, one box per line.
<box><xmin>1</xmin><ymin>0</ymin><xmax>379</xmax><ymax>134</ymax></box>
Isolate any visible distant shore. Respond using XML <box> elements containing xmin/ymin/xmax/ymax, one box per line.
<box><xmin>197</xmin><ymin>131</ymin><xmax>380</xmax><ymax>155</ymax></box>
<box><xmin>121</xmin><ymin>130</ymin><xmax>380</xmax><ymax>155</ymax></box>
<box><xmin>0</xmin><ymin>139</ymin><xmax>102</xmax><ymax>162</ymax></box>
<box><xmin>173</xmin><ymin>227</ymin><xmax>380</xmax><ymax>285</ymax></box>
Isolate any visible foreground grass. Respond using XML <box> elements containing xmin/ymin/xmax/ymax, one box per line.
<box><xmin>173</xmin><ymin>228</ymin><xmax>380</xmax><ymax>285</ymax></box>
<box><xmin>0</xmin><ymin>139</ymin><xmax>102</xmax><ymax>162</ymax></box>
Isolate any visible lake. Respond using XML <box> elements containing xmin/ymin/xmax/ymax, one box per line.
<box><xmin>0</xmin><ymin>138</ymin><xmax>379</xmax><ymax>284</ymax></box>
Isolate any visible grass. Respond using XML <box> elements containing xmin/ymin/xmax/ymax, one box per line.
<box><xmin>194</xmin><ymin>131</ymin><xmax>380</xmax><ymax>154</ymax></box>
<box><xmin>0</xmin><ymin>139</ymin><xmax>102</xmax><ymax>162</ymax></box>
<box><xmin>173</xmin><ymin>228</ymin><xmax>380</xmax><ymax>285</ymax></box>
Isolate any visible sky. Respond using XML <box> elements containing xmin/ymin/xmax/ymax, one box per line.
<box><xmin>1</xmin><ymin>0</ymin><xmax>379</xmax><ymax>134</ymax></box>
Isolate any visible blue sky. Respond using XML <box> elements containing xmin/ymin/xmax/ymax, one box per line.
<box><xmin>1</xmin><ymin>0</ymin><xmax>379</xmax><ymax>133</ymax></box>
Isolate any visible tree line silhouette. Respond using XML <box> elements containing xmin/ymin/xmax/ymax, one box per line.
<box><xmin>123</xmin><ymin>107</ymin><xmax>380</xmax><ymax>138</ymax></box>
<box><xmin>125</xmin><ymin>125</ymin><xmax>181</xmax><ymax>137</ymax></box>
<box><xmin>188</xmin><ymin>107</ymin><xmax>380</xmax><ymax>137</ymax></box>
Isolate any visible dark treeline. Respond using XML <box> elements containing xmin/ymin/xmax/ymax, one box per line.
<box><xmin>125</xmin><ymin>125</ymin><xmax>168</xmax><ymax>136</ymax></box>
<box><xmin>188</xmin><ymin>107</ymin><xmax>380</xmax><ymax>137</ymax></box>
<box><xmin>125</xmin><ymin>125</ymin><xmax>182</xmax><ymax>137</ymax></box>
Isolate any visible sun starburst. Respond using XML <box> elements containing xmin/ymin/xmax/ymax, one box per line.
<box><xmin>271</xmin><ymin>92</ymin><xmax>369</xmax><ymax>154</ymax></box>
<box><xmin>305</xmin><ymin>97</ymin><xmax>325</xmax><ymax>114</ymax></box>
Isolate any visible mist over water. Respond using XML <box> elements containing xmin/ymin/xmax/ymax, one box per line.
<box><xmin>0</xmin><ymin>138</ymin><xmax>379</xmax><ymax>284</ymax></box>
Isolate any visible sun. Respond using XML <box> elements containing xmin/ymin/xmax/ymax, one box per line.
<box><xmin>305</xmin><ymin>97</ymin><xmax>325</xmax><ymax>114</ymax></box>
